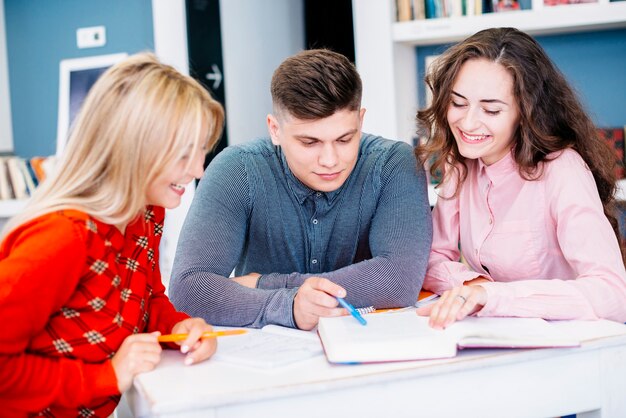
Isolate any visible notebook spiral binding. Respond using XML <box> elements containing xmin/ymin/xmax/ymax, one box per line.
<box><xmin>355</xmin><ymin>306</ymin><xmax>375</xmax><ymax>315</ymax></box>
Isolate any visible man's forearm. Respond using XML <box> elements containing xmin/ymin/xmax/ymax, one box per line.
<box><xmin>170</xmin><ymin>271</ymin><xmax>298</xmax><ymax>328</ymax></box>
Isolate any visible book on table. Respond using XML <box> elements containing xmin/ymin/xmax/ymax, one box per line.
<box><xmin>209</xmin><ymin>292</ymin><xmax>438</xmax><ymax>370</ymax></box>
<box><xmin>317</xmin><ymin>310</ymin><xmax>626</xmax><ymax>364</ymax></box>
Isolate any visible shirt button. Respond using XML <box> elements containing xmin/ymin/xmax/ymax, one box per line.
<box><xmin>475</xmin><ymin>249</ymin><xmax>479</xmax><ymax>256</ymax></box>
<box><xmin>489</xmin><ymin>218</ymin><xmax>493</xmax><ymax>225</ymax></box>
<box><xmin>311</xmin><ymin>259</ymin><xmax>318</xmax><ymax>264</ymax></box>
<box><xmin>316</xmin><ymin>192</ymin><xmax>322</xmax><ymax>197</ymax></box>
<box><xmin>312</xmin><ymin>219</ymin><xmax>318</xmax><ymax>225</ymax></box>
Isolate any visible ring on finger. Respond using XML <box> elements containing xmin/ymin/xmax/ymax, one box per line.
<box><xmin>456</xmin><ymin>295</ymin><xmax>467</xmax><ymax>304</ymax></box>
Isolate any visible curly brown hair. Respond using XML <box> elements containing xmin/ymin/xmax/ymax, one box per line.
<box><xmin>415</xmin><ymin>27</ymin><xmax>622</xmax><ymax>255</ymax></box>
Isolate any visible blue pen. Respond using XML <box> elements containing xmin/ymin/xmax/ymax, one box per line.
<box><xmin>336</xmin><ymin>297</ymin><xmax>367</xmax><ymax>326</ymax></box>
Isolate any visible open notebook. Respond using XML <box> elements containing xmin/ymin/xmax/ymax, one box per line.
<box><xmin>318</xmin><ymin>310</ymin><xmax>626</xmax><ymax>364</ymax></box>
<box><xmin>212</xmin><ymin>325</ymin><xmax>322</xmax><ymax>368</ymax></box>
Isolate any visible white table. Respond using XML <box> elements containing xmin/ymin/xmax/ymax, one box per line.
<box><xmin>128</xmin><ymin>330</ymin><xmax>626</xmax><ymax>418</ymax></box>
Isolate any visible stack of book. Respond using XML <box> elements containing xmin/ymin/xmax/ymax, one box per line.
<box><xmin>395</xmin><ymin>0</ymin><xmax>532</xmax><ymax>21</ymax></box>
<box><xmin>597</xmin><ymin>127</ymin><xmax>626</xmax><ymax>180</ymax></box>
<box><xmin>0</xmin><ymin>155</ymin><xmax>55</xmax><ymax>201</ymax></box>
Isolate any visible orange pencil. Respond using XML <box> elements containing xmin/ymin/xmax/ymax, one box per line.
<box><xmin>158</xmin><ymin>329</ymin><xmax>247</xmax><ymax>343</ymax></box>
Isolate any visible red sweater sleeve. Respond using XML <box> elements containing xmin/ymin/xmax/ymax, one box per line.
<box><xmin>0</xmin><ymin>216</ymin><xmax>119</xmax><ymax>413</ymax></box>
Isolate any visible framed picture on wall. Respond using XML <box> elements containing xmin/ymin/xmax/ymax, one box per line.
<box><xmin>56</xmin><ymin>53</ymin><xmax>127</xmax><ymax>156</ymax></box>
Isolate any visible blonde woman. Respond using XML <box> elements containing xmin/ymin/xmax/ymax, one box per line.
<box><xmin>0</xmin><ymin>53</ymin><xmax>224</xmax><ymax>417</ymax></box>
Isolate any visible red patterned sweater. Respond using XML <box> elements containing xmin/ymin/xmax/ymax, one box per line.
<box><xmin>0</xmin><ymin>206</ymin><xmax>189</xmax><ymax>417</ymax></box>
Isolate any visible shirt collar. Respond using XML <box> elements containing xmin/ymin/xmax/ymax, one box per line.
<box><xmin>277</xmin><ymin>146</ymin><xmax>343</xmax><ymax>204</ymax></box>
<box><xmin>90</xmin><ymin>210</ymin><xmax>146</xmax><ymax>252</ymax></box>
<box><xmin>477</xmin><ymin>147</ymin><xmax>517</xmax><ymax>184</ymax></box>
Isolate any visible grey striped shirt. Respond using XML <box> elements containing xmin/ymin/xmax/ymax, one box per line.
<box><xmin>169</xmin><ymin>134</ymin><xmax>432</xmax><ymax>328</ymax></box>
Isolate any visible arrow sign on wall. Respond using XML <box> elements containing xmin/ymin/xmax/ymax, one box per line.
<box><xmin>205</xmin><ymin>64</ymin><xmax>222</xmax><ymax>90</ymax></box>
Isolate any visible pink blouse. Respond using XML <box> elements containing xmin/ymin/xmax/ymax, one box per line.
<box><xmin>424</xmin><ymin>149</ymin><xmax>626</xmax><ymax>322</ymax></box>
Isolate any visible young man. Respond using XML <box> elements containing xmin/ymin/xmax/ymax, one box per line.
<box><xmin>169</xmin><ymin>49</ymin><xmax>432</xmax><ymax>330</ymax></box>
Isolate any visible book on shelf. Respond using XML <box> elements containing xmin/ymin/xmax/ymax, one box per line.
<box><xmin>396</xmin><ymin>0</ymin><xmax>426</xmax><ymax>21</ymax></box>
<box><xmin>30</xmin><ymin>156</ymin><xmax>51</xmax><ymax>183</ymax></box>
<box><xmin>423</xmin><ymin>54</ymin><xmax>440</xmax><ymax>109</ymax></box>
<box><xmin>317</xmin><ymin>310</ymin><xmax>626</xmax><ymax>364</ymax></box>
<box><xmin>544</xmin><ymin>0</ymin><xmax>597</xmax><ymax>5</ymax></box>
<box><xmin>0</xmin><ymin>157</ymin><xmax>12</xmax><ymax>200</ymax></box>
<box><xmin>0</xmin><ymin>156</ymin><xmax>56</xmax><ymax>201</ymax></box>
<box><xmin>413</xmin><ymin>0</ymin><xmax>531</xmax><ymax>19</ymax></box>
<box><xmin>492</xmin><ymin>0</ymin><xmax>531</xmax><ymax>11</ymax></box>
<box><xmin>414</xmin><ymin>135</ymin><xmax>443</xmax><ymax>187</ymax></box>
<box><xmin>413</xmin><ymin>0</ymin><xmax>426</xmax><ymax>19</ymax></box>
<box><xmin>597</xmin><ymin>127</ymin><xmax>625</xmax><ymax>179</ymax></box>
<box><xmin>616</xmin><ymin>200</ymin><xmax>626</xmax><ymax>247</ymax></box>
<box><xmin>5</xmin><ymin>157</ymin><xmax>28</xmax><ymax>200</ymax></box>
<box><xmin>16</xmin><ymin>158</ymin><xmax>37</xmax><ymax>196</ymax></box>
<box><xmin>397</xmin><ymin>0</ymin><xmax>413</xmax><ymax>20</ymax></box>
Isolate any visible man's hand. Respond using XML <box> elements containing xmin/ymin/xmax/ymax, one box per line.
<box><xmin>293</xmin><ymin>277</ymin><xmax>347</xmax><ymax>330</ymax></box>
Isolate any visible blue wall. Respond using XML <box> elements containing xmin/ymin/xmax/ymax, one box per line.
<box><xmin>5</xmin><ymin>0</ymin><xmax>154</xmax><ymax>158</ymax></box>
<box><xmin>5</xmin><ymin>4</ymin><xmax>626</xmax><ymax>156</ymax></box>
<box><xmin>417</xmin><ymin>28</ymin><xmax>626</xmax><ymax>128</ymax></box>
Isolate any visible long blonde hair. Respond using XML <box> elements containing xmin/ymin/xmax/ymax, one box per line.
<box><xmin>3</xmin><ymin>52</ymin><xmax>224</xmax><ymax>237</ymax></box>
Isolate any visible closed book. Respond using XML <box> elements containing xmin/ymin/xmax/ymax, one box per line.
<box><xmin>397</xmin><ymin>0</ymin><xmax>413</xmax><ymax>20</ymax></box>
<box><xmin>16</xmin><ymin>158</ymin><xmax>37</xmax><ymax>195</ymax></box>
<box><xmin>317</xmin><ymin>311</ymin><xmax>626</xmax><ymax>364</ymax></box>
<box><xmin>40</xmin><ymin>157</ymin><xmax>57</xmax><ymax>181</ymax></box>
<box><xmin>29</xmin><ymin>157</ymin><xmax>48</xmax><ymax>182</ymax></box>
<box><xmin>413</xmin><ymin>0</ymin><xmax>426</xmax><ymax>19</ymax></box>
<box><xmin>597</xmin><ymin>127</ymin><xmax>625</xmax><ymax>179</ymax></box>
<box><xmin>425</xmin><ymin>0</ymin><xmax>438</xmax><ymax>17</ymax></box>
<box><xmin>0</xmin><ymin>157</ymin><xmax>12</xmax><ymax>200</ymax></box>
<box><xmin>6</xmin><ymin>157</ymin><xmax>28</xmax><ymax>200</ymax></box>
<box><xmin>493</xmin><ymin>0</ymin><xmax>521</xmax><ymax>12</ymax></box>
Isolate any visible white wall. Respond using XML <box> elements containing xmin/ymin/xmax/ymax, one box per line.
<box><xmin>220</xmin><ymin>0</ymin><xmax>304</xmax><ymax>145</ymax></box>
<box><xmin>152</xmin><ymin>0</ymin><xmax>194</xmax><ymax>288</ymax></box>
<box><xmin>153</xmin><ymin>0</ymin><xmax>305</xmax><ymax>146</ymax></box>
<box><xmin>152</xmin><ymin>0</ymin><xmax>305</xmax><ymax>286</ymax></box>
<box><xmin>0</xmin><ymin>0</ymin><xmax>308</xmax><ymax>155</ymax></box>
<box><xmin>152</xmin><ymin>0</ymin><xmax>189</xmax><ymax>75</ymax></box>
<box><xmin>0</xmin><ymin>0</ymin><xmax>14</xmax><ymax>152</ymax></box>
<box><xmin>352</xmin><ymin>0</ymin><xmax>417</xmax><ymax>144</ymax></box>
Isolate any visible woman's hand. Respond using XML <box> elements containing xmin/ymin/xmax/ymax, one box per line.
<box><xmin>417</xmin><ymin>282</ymin><xmax>488</xmax><ymax>329</ymax></box>
<box><xmin>111</xmin><ymin>332</ymin><xmax>162</xmax><ymax>393</ymax></box>
<box><xmin>170</xmin><ymin>317</ymin><xmax>217</xmax><ymax>365</ymax></box>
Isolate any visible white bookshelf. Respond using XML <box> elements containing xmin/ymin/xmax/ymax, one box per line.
<box><xmin>392</xmin><ymin>1</ymin><xmax>626</xmax><ymax>45</ymax></box>
<box><xmin>353</xmin><ymin>0</ymin><xmax>626</xmax><ymax>144</ymax></box>
<box><xmin>0</xmin><ymin>199</ymin><xmax>26</xmax><ymax>218</ymax></box>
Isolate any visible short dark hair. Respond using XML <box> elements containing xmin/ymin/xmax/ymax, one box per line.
<box><xmin>270</xmin><ymin>49</ymin><xmax>362</xmax><ymax>120</ymax></box>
